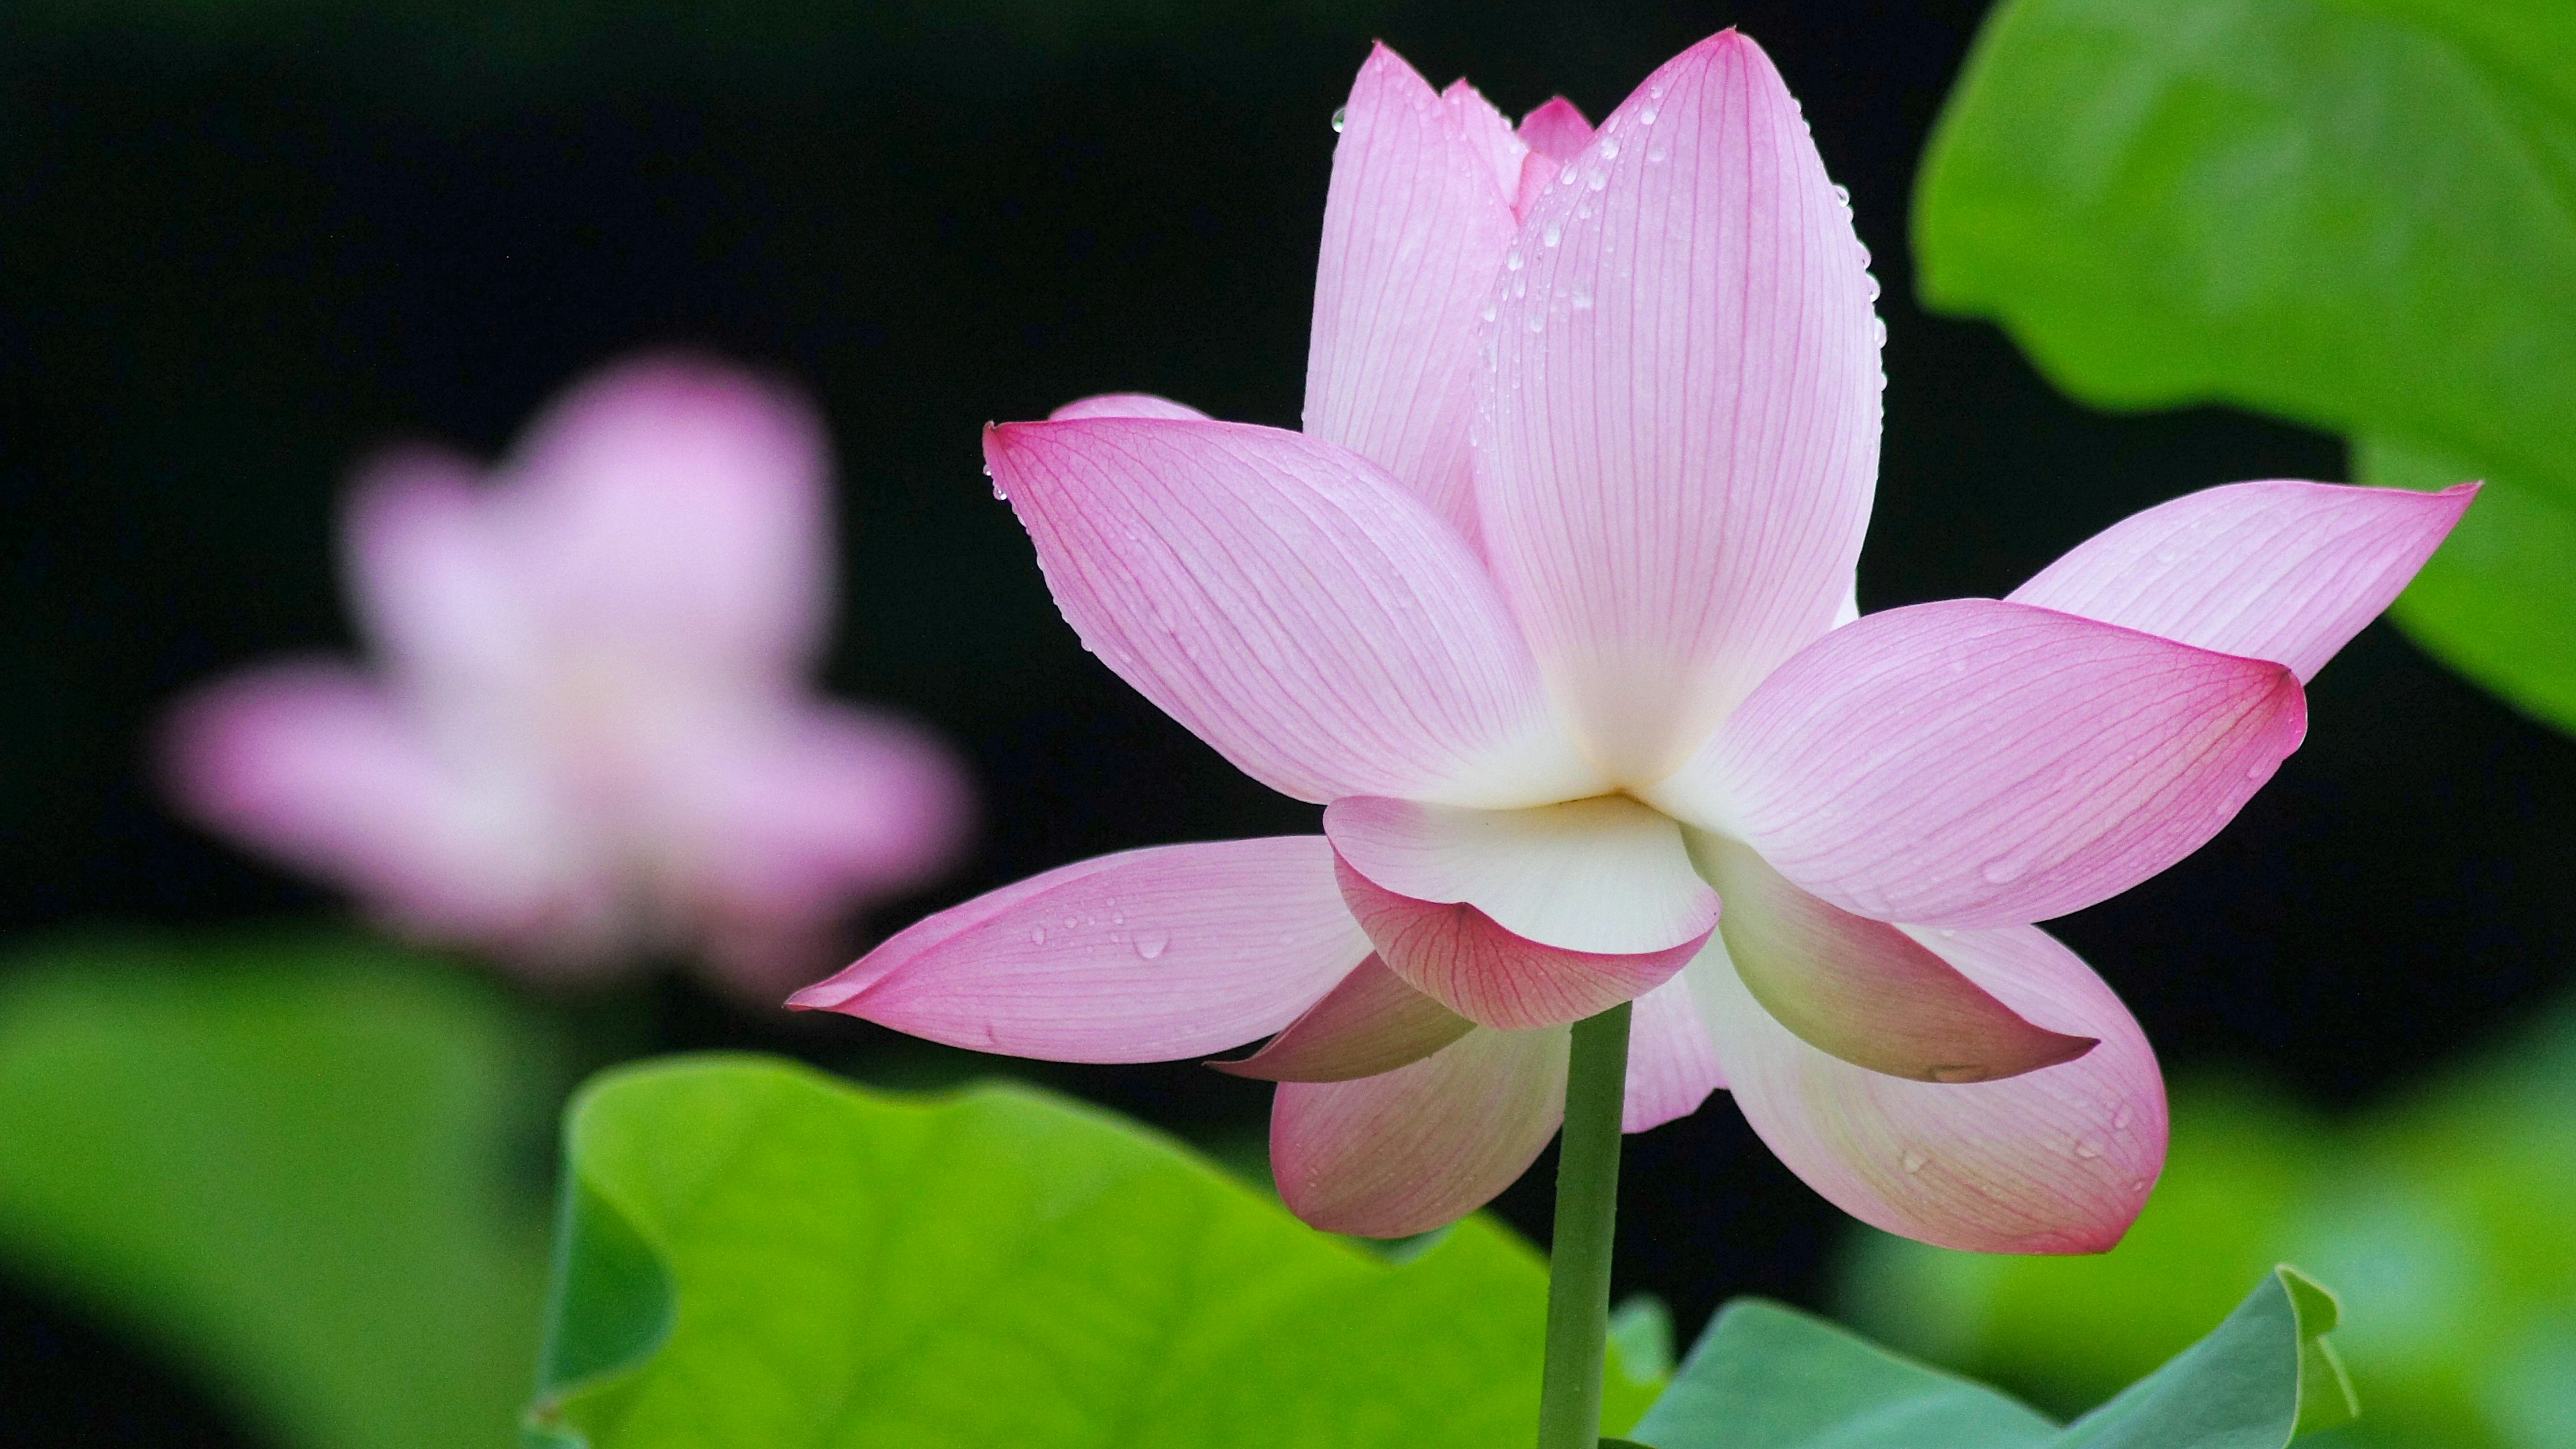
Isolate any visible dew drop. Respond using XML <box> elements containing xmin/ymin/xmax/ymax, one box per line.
<box><xmin>1331</xmin><ymin>106</ymin><xmax>1348</xmax><ymax>133</ymax></box>
<box><xmin>1569</xmin><ymin>286</ymin><xmax>1592</xmax><ymax>310</ymax></box>
<box><xmin>1599</xmin><ymin>138</ymin><xmax>1620</xmax><ymax>160</ymax></box>
<box><xmin>1937</xmin><ymin>928</ymin><xmax>1958</xmax><ymax>938</ymax></box>
<box><xmin>2246</xmin><ymin>762</ymin><xmax>2271</xmax><ymax>782</ymax></box>
<box><xmin>1559</xmin><ymin>162</ymin><xmax>1579</xmax><ymax>184</ymax></box>
<box><xmin>2112</xmin><ymin>1104</ymin><xmax>2134</xmax><ymax>1129</ymax></box>
<box><xmin>1901</xmin><ymin>1150</ymin><xmax>1928</xmax><ymax>1174</ymax></box>
<box><xmin>1587</xmin><ymin>168</ymin><xmax>1609</xmax><ymax>191</ymax></box>
<box><xmin>1481</xmin><ymin>301</ymin><xmax>1498</xmax><ymax>322</ymax></box>
<box><xmin>1871</xmin><ymin>316</ymin><xmax>1888</xmax><ymax>347</ymax></box>
<box><xmin>2075</xmin><ymin>1139</ymin><xmax>2104</xmax><ymax>1160</ymax></box>
<box><xmin>1929</xmin><ymin>1065</ymin><xmax>1987</xmax><ymax>1084</ymax></box>
<box><xmin>1505</xmin><ymin>249</ymin><xmax>1525</xmax><ymax>271</ymax></box>
<box><xmin>1639</xmin><ymin>107</ymin><xmax>1659</xmax><ymax>125</ymax></box>
<box><xmin>1134</xmin><ymin>931</ymin><xmax>1170</xmax><ymax>961</ymax></box>
<box><xmin>1029</xmin><ymin>926</ymin><xmax>1046</xmax><ymax>945</ymax></box>
<box><xmin>1646</xmin><ymin>140</ymin><xmax>1670</xmax><ymax>163</ymax></box>
<box><xmin>1542</xmin><ymin>220</ymin><xmax>1563</xmax><ymax>246</ymax></box>
<box><xmin>1864</xmin><ymin>274</ymin><xmax>1882</xmax><ymax>302</ymax></box>
<box><xmin>1831</xmin><ymin>182</ymin><xmax>1851</xmax><ymax>207</ymax></box>
<box><xmin>1525</xmin><ymin>312</ymin><xmax>1545</xmax><ymax>333</ymax></box>
<box><xmin>1980</xmin><ymin>857</ymin><xmax>2027</xmax><ymax>885</ymax></box>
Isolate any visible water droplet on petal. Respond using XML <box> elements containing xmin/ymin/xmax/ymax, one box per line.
<box><xmin>1901</xmin><ymin>1150</ymin><xmax>1927</xmax><ymax>1173</ymax></box>
<box><xmin>2075</xmin><ymin>1139</ymin><xmax>2104</xmax><ymax>1159</ymax></box>
<box><xmin>1029</xmin><ymin>926</ymin><xmax>1046</xmax><ymax>945</ymax></box>
<box><xmin>1542</xmin><ymin>220</ymin><xmax>1562</xmax><ymax>246</ymax></box>
<box><xmin>1330</xmin><ymin>106</ymin><xmax>1347</xmax><ymax>133</ymax></box>
<box><xmin>1980</xmin><ymin>857</ymin><xmax>2027</xmax><ymax>885</ymax></box>
<box><xmin>1832</xmin><ymin>182</ymin><xmax>1851</xmax><ymax>206</ymax></box>
<box><xmin>2112</xmin><ymin>1104</ymin><xmax>2135</xmax><ymax>1129</ymax></box>
<box><xmin>1559</xmin><ymin>162</ymin><xmax>1579</xmax><ymax>184</ymax></box>
<box><xmin>1505</xmin><ymin>249</ymin><xmax>1524</xmax><ymax>271</ymax></box>
<box><xmin>2246</xmin><ymin>762</ymin><xmax>2271</xmax><ymax>782</ymax></box>
<box><xmin>1134</xmin><ymin>932</ymin><xmax>1170</xmax><ymax>961</ymax></box>
<box><xmin>1587</xmin><ymin>168</ymin><xmax>1609</xmax><ymax>191</ymax></box>
<box><xmin>1599</xmin><ymin>138</ymin><xmax>1619</xmax><ymax>160</ymax></box>
<box><xmin>1929</xmin><ymin>1065</ymin><xmax>1987</xmax><ymax>1083</ymax></box>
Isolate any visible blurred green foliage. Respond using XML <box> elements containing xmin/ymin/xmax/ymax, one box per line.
<box><xmin>0</xmin><ymin>931</ymin><xmax>561</xmax><ymax>1449</ymax></box>
<box><xmin>525</xmin><ymin>1054</ymin><xmax>1660</xmax><ymax>1448</ymax></box>
<box><xmin>1915</xmin><ymin>0</ymin><xmax>2576</xmax><ymax>735</ymax></box>
<box><xmin>1639</xmin><ymin>1267</ymin><xmax>2349</xmax><ymax>1449</ymax></box>
<box><xmin>1839</xmin><ymin>998</ymin><xmax>2576</xmax><ymax>1448</ymax></box>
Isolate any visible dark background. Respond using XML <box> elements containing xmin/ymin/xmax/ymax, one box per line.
<box><xmin>5</xmin><ymin>0</ymin><xmax>2571</xmax><ymax>1442</ymax></box>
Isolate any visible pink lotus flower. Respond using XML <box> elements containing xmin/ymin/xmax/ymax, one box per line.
<box><xmin>793</xmin><ymin>34</ymin><xmax>2471</xmax><ymax>1250</ymax></box>
<box><xmin>164</xmin><ymin>356</ymin><xmax>973</xmax><ymax>991</ymax></box>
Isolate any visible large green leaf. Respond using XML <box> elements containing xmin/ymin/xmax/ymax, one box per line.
<box><xmin>1630</xmin><ymin>1269</ymin><xmax>2349</xmax><ymax>1449</ymax></box>
<box><xmin>1915</xmin><ymin>0</ymin><xmax>2576</xmax><ymax>733</ymax></box>
<box><xmin>525</xmin><ymin>1055</ymin><xmax>1660</xmax><ymax>1449</ymax></box>
<box><xmin>0</xmin><ymin>930</ymin><xmax>558</xmax><ymax>1449</ymax></box>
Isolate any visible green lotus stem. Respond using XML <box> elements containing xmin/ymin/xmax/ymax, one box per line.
<box><xmin>1536</xmin><ymin>1000</ymin><xmax>1632</xmax><ymax>1449</ymax></box>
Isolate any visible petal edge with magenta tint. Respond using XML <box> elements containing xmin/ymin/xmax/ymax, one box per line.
<box><xmin>789</xmin><ymin>837</ymin><xmax>1369</xmax><ymax>1063</ymax></box>
<box><xmin>1273</xmin><ymin>1024</ymin><xmax>1570</xmax><ymax>1238</ymax></box>
<box><xmin>1693</xmin><ymin>924</ymin><xmax>2164</xmax><ymax>1254</ymax></box>
<box><xmin>986</xmin><ymin>418</ymin><xmax>1603</xmax><ymax>808</ymax></box>
<box><xmin>1305</xmin><ymin>44</ymin><xmax>1519</xmax><ymax>533</ymax></box>
<box><xmin>1334</xmin><ymin>856</ymin><xmax>1707</xmax><ymax>1031</ymax></box>
<box><xmin>1212</xmin><ymin>955</ymin><xmax>1474</xmax><ymax>1083</ymax></box>
<box><xmin>1048</xmin><ymin>392</ymin><xmax>1213</xmax><ymax>422</ymax></box>
<box><xmin>1623</xmin><ymin>972</ymin><xmax>1725</xmax><ymax>1132</ymax></box>
<box><xmin>1476</xmin><ymin>30</ymin><xmax>1882</xmax><ymax>784</ymax></box>
<box><xmin>1689</xmin><ymin>830</ymin><xmax>2094</xmax><ymax>1082</ymax></box>
<box><xmin>1697</xmin><ymin>598</ymin><xmax>2306</xmax><ymax>927</ymax></box>
<box><xmin>2010</xmin><ymin>479</ymin><xmax>2477</xmax><ymax>681</ymax></box>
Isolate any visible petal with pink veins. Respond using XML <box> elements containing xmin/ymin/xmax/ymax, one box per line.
<box><xmin>1669</xmin><ymin>598</ymin><xmax>2306</xmax><ymax>927</ymax></box>
<box><xmin>1212</xmin><ymin>955</ymin><xmax>1473</xmax><ymax>1082</ymax></box>
<box><xmin>788</xmin><ymin>837</ymin><xmax>1369</xmax><ymax>1062</ymax></box>
<box><xmin>1442</xmin><ymin>78</ymin><xmax>1529</xmax><ymax>204</ymax></box>
<box><xmin>1334</xmin><ymin>855</ymin><xmax>1708</xmax><ymax>1032</ymax></box>
<box><xmin>1688</xmin><ymin>830</ymin><xmax>2095</xmax><ymax>1081</ymax></box>
<box><xmin>1324</xmin><ymin>794</ymin><xmax>1718</xmax><ymax>953</ymax></box>
<box><xmin>1305</xmin><ymin>46</ymin><xmax>1521</xmax><ymax>533</ymax></box>
<box><xmin>1623</xmin><ymin>972</ymin><xmax>1725</xmax><ymax>1132</ymax></box>
<box><xmin>2010</xmin><ymin>480</ymin><xmax>2477</xmax><ymax>681</ymax></box>
<box><xmin>502</xmin><ymin>356</ymin><xmax>836</xmax><ymax>675</ymax></box>
<box><xmin>1477</xmin><ymin>31</ymin><xmax>1882</xmax><ymax>784</ymax></box>
<box><xmin>1273</xmin><ymin>1023</ymin><xmax>1570</xmax><ymax>1238</ymax></box>
<box><xmin>1517</xmin><ymin>97</ymin><xmax>1595</xmax><ymax>162</ymax></box>
<box><xmin>1049</xmin><ymin>393</ymin><xmax>1213</xmax><ymax>422</ymax></box>
<box><xmin>985</xmin><ymin>417</ymin><xmax>1605</xmax><ymax>808</ymax></box>
<box><xmin>1693</xmin><ymin>924</ymin><xmax>2165</xmax><ymax>1254</ymax></box>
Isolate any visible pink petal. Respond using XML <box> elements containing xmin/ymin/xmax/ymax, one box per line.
<box><xmin>1517</xmin><ymin>97</ymin><xmax>1595</xmax><ymax>162</ymax></box>
<box><xmin>2009</xmin><ymin>480</ymin><xmax>2478</xmax><ymax>682</ymax></box>
<box><xmin>1324</xmin><ymin>794</ymin><xmax>1718</xmax><ymax>953</ymax></box>
<box><xmin>1443</xmin><ymin>78</ymin><xmax>1529</xmax><ymax>203</ymax></box>
<box><xmin>1694</xmin><ymin>924</ymin><xmax>2165</xmax><ymax>1253</ymax></box>
<box><xmin>985</xmin><ymin>417</ymin><xmax>1603</xmax><ymax>808</ymax></box>
<box><xmin>1212</xmin><ymin>954</ymin><xmax>1473</xmax><ymax>1082</ymax></box>
<box><xmin>502</xmin><ymin>355</ymin><xmax>836</xmax><ymax>674</ymax></box>
<box><xmin>1334</xmin><ymin>855</ymin><xmax>1706</xmax><ymax>1032</ymax></box>
<box><xmin>1049</xmin><ymin>393</ymin><xmax>1213</xmax><ymax>422</ymax></box>
<box><xmin>158</xmin><ymin>663</ymin><xmax>606</xmax><ymax>953</ymax></box>
<box><xmin>1305</xmin><ymin>45</ymin><xmax>1521</xmax><ymax>533</ymax></box>
<box><xmin>343</xmin><ymin>448</ymin><xmax>535</xmax><ymax>694</ymax></box>
<box><xmin>1272</xmin><ymin>1023</ymin><xmax>1570</xmax><ymax>1238</ymax></box>
<box><xmin>1690</xmin><ymin>831</ymin><xmax>2095</xmax><ymax>1081</ymax></box>
<box><xmin>1476</xmin><ymin>31</ymin><xmax>1883</xmax><ymax>784</ymax></box>
<box><xmin>669</xmin><ymin>702</ymin><xmax>974</xmax><ymax>925</ymax></box>
<box><xmin>788</xmin><ymin>837</ymin><xmax>1370</xmax><ymax>1062</ymax></box>
<box><xmin>1623</xmin><ymin>972</ymin><xmax>1724</xmax><ymax>1132</ymax></box>
<box><xmin>1685</xmin><ymin>598</ymin><xmax>2306</xmax><ymax>927</ymax></box>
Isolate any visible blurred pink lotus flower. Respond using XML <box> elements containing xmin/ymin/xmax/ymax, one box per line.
<box><xmin>165</xmin><ymin>356</ymin><xmax>972</xmax><ymax>992</ymax></box>
<box><xmin>794</xmin><ymin>34</ymin><xmax>2471</xmax><ymax>1248</ymax></box>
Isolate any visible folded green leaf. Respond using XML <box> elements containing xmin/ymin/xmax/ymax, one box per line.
<box><xmin>524</xmin><ymin>1054</ymin><xmax>1659</xmax><ymax>1449</ymax></box>
<box><xmin>2056</xmin><ymin>1267</ymin><xmax>2355</xmax><ymax>1445</ymax></box>
<box><xmin>1627</xmin><ymin>1298</ymin><xmax>2057</xmax><ymax>1449</ymax></box>
<box><xmin>1629</xmin><ymin>1268</ymin><xmax>2349</xmax><ymax>1449</ymax></box>
<box><xmin>0</xmin><ymin>931</ymin><xmax>557</xmax><ymax>1449</ymax></box>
